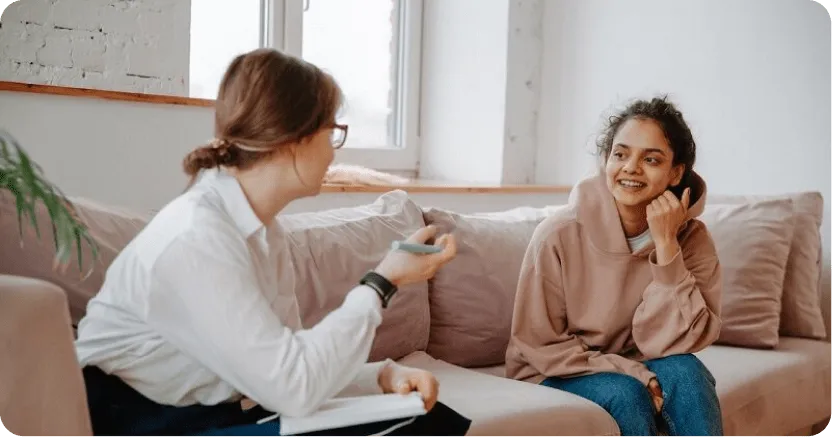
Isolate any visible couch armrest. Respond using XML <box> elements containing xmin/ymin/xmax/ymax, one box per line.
<box><xmin>820</xmin><ymin>240</ymin><xmax>832</xmax><ymax>342</ymax></box>
<box><xmin>0</xmin><ymin>275</ymin><xmax>92</xmax><ymax>436</ymax></box>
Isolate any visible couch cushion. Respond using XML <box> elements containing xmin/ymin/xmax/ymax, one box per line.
<box><xmin>398</xmin><ymin>351</ymin><xmax>619</xmax><ymax>436</ymax></box>
<box><xmin>280</xmin><ymin>190</ymin><xmax>430</xmax><ymax>362</ymax></box>
<box><xmin>695</xmin><ymin>337</ymin><xmax>831</xmax><ymax>436</ymax></box>
<box><xmin>422</xmin><ymin>206</ymin><xmax>563</xmax><ymax>367</ymax></box>
<box><xmin>699</xmin><ymin>198</ymin><xmax>796</xmax><ymax>348</ymax></box>
<box><xmin>0</xmin><ymin>193</ymin><xmax>149</xmax><ymax>324</ymax></box>
<box><xmin>710</xmin><ymin>192</ymin><xmax>826</xmax><ymax>340</ymax></box>
<box><xmin>468</xmin><ymin>337</ymin><xmax>830</xmax><ymax>436</ymax></box>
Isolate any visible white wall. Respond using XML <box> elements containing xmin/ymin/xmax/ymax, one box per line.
<box><xmin>0</xmin><ymin>89</ymin><xmax>568</xmax><ymax>214</ymax></box>
<box><xmin>419</xmin><ymin>0</ymin><xmax>543</xmax><ymax>184</ymax></box>
<box><xmin>419</xmin><ymin>0</ymin><xmax>510</xmax><ymax>183</ymax></box>
<box><xmin>1</xmin><ymin>0</ymin><xmax>828</xmax><ymax>227</ymax></box>
<box><xmin>502</xmin><ymin>0</ymin><xmax>543</xmax><ymax>184</ymax></box>
<box><xmin>536</xmin><ymin>0</ymin><xmax>831</xmax><ymax>252</ymax></box>
<box><xmin>0</xmin><ymin>91</ymin><xmax>212</xmax><ymax>211</ymax></box>
<box><xmin>0</xmin><ymin>0</ymin><xmax>190</xmax><ymax>95</ymax></box>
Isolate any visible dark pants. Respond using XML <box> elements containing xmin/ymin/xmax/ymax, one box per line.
<box><xmin>541</xmin><ymin>354</ymin><xmax>723</xmax><ymax>436</ymax></box>
<box><xmin>83</xmin><ymin>367</ymin><xmax>471</xmax><ymax>436</ymax></box>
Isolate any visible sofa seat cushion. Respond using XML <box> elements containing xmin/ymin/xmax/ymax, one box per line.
<box><xmin>398</xmin><ymin>352</ymin><xmax>619</xmax><ymax>436</ymax></box>
<box><xmin>694</xmin><ymin>337</ymin><xmax>831</xmax><ymax>436</ymax></box>
<box><xmin>466</xmin><ymin>338</ymin><xmax>830</xmax><ymax>435</ymax></box>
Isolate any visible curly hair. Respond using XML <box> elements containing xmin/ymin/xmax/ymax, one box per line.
<box><xmin>596</xmin><ymin>95</ymin><xmax>696</xmax><ymax>198</ymax></box>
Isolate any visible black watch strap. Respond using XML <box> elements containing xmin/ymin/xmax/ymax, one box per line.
<box><xmin>360</xmin><ymin>271</ymin><xmax>398</xmax><ymax>308</ymax></box>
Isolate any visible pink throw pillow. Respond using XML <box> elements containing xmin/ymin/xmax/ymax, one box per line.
<box><xmin>280</xmin><ymin>190</ymin><xmax>431</xmax><ymax>362</ymax></box>
<box><xmin>423</xmin><ymin>205</ymin><xmax>563</xmax><ymax>367</ymax></box>
<box><xmin>700</xmin><ymin>198</ymin><xmax>796</xmax><ymax>348</ymax></box>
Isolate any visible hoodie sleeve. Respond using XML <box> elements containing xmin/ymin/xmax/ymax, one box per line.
<box><xmin>506</xmin><ymin>223</ymin><xmax>657</xmax><ymax>386</ymax></box>
<box><xmin>632</xmin><ymin>221</ymin><xmax>723</xmax><ymax>358</ymax></box>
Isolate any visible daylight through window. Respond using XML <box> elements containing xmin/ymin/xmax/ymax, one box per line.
<box><xmin>190</xmin><ymin>0</ymin><xmax>420</xmax><ymax>160</ymax></box>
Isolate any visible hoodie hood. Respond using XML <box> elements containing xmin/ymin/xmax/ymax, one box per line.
<box><xmin>568</xmin><ymin>169</ymin><xmax>708</xmax><ymax>255</ymax></box>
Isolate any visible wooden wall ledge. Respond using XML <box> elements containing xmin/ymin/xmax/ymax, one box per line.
<box><xmin>321</xmin><ymin>180</ymin><xmax>571</xmax><ymax>194</ymax></box>
<box><xmin>0</xmin><ymin>81</ymin><xmax>214</xmax><ymax>107</ymax></box>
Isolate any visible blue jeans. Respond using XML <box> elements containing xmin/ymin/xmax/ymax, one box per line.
<box><xmin>541</xmin><ymin>354</ymin><xmax>723</xmax><ymax>436</ymax></box>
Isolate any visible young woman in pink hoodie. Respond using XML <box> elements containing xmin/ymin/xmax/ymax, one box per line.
<box><xmin>506</xmin><ymin>96</ymin><xmax>723</xmax><ymax>435</ymax></box>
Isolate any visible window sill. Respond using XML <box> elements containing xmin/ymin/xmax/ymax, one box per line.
<box><xmin>321</xmin><ymin>180</ymin><xmax>571</xmax><ymax>194</ymax></box>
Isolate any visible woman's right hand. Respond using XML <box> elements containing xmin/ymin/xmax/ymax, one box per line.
<box><xmin>373</xmin><ymin>225</ymin><xmax>457</xmax><ymax>287</ymax></box>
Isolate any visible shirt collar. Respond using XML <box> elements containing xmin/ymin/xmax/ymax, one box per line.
<box><xmin>199</xmin><ymin>169</ymin><xmax>265</xmax><ymax>238</ymax></box>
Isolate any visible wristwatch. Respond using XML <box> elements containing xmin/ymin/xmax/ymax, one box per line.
<box><xmin>360</xmin><ymin>271</ymin><xmax>398</xmax><ymax>308</ymax></box>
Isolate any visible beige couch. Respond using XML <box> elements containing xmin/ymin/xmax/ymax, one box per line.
<box><xmin>1</xmin><ymin>190</ymin><xmax>829</xmax><ymax>436</ymax></box>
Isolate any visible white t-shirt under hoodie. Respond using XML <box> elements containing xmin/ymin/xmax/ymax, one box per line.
<box><xmin>627</xmin><ymin>229</ymin><xmax>654</xmax><ymax>253</ymax></box>
<box><xmin>75</xmin><ymin>168</ymin><xmax>387</xmax><ymax>418</ymax></box>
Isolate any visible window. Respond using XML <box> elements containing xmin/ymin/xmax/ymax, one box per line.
<box><xmin>190</xmin><ymin>0</ymin><xmax>423</xmax><ymax>172</ymax></box>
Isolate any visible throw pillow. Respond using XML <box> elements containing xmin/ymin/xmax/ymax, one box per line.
<box><xmin>700</xmin><ymin>198</ymin><xmax>796</xmax><ymax>348</ymax></box>
<box><xmin>280</xmin><ymin>190</ymin><xmax>430</xmax><ymax>362</ymax></box>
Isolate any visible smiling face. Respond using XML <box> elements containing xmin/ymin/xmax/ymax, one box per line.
<box><xmin>604</xmin><ymin>118</ymin><xmax>685</xmax><ymax>208</ymax></box>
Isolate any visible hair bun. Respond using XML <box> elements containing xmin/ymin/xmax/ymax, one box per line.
<box><xmin>183</xmin><ymin>142</ymin><xmax>231</xmax><ymax>177</ymax></box>
<box><xmin>209</xmin><ymin>138</ymin><xmax>230</xmax><ymax>150</ymax></box>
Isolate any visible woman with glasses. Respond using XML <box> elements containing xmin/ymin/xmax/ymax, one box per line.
<box><xmin>74</xmin><ymin>48</ymin><xmax>469</xmax><ymax>436</ymax></box>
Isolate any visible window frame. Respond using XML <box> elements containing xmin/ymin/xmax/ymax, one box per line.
<box><xmin>263</xmin><ymin>0</ymin><xmax>423</xmax><ymax>173</ymax></box>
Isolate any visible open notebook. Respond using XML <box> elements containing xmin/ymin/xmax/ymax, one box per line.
<box><xmin>259</xmin><ymin>392</ymin><xmax>427</xmax><ymax>436</ymax></box>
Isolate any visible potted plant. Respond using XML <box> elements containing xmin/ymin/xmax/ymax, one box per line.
<box><xmin>0</xmin><ymin>129</ymin><xmax>98</xmax><ymax>274</ymax></box>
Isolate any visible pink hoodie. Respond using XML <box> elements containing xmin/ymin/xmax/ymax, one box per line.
<box><xmin>505</xmin><ymin>171</ymin><xmax>722</xmax><ymax>386</ymax></box>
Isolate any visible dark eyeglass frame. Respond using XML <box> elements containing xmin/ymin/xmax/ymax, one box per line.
<box><xmin>331</xmin><ymin>123</ymin><xmax>349</xmax><ymax>149</ymax></box>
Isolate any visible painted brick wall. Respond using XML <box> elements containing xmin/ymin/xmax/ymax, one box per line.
<box><xmin>0</xmin><ymin>0</ymin><xmax>190</xmax><ymax>95</ymax></box>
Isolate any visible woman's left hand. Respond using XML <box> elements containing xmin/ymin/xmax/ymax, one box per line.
<box><xmin>647</xmin><ymin>188</ymin><xmax>690</xmax><ymax>245</ymax></box>
<box><xmin>379</xmin><ymin>363</ymin><xmax>439</xmax><ymax>412</ymax></box>
<box><xmin>647</xmin><ymin>378</ymin><xmax>664</xmax><ymax>413</ymax></box>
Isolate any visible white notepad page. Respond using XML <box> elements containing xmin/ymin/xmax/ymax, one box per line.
<box><xmin>278</xmin><ymin>392</ymin><xmax>427</xmax><ymax>436</ymax></box>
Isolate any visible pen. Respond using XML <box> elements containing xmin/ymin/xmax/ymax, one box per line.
<box><xmin>391</xmin><ymin>240</ymin><xmax>442</xmax><ymax>254</ymax></box>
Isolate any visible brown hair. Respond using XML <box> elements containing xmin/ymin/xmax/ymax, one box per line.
<box><xmin>183</xmin><ymin>48</ymin><xmax>343</xmax><ymax>184</ymax></box>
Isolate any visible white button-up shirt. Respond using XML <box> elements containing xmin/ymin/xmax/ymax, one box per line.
<box><xmin>75</xmin><ymin>169</ymin><xmax>386</xmax><ymax>417</ymax></box>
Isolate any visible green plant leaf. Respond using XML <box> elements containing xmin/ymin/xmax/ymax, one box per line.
<box><xmin>0</xmin><ymin>130</ymin><xmax>99</xmax><ymax>273</ymax></box>
<box><xmin>6</xmin><ymin>176</ymin><xmax>34</xmax><ymax>240</ymax></box>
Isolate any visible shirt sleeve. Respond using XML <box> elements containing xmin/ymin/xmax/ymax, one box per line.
<box><xmin>144</xmin><ymin>224</ymin><xmax>383</xmax><ymax>418</ymax></box>
<box><xmin>335</xmin><ymin>360</ymin><xmax>391</xmax><ymax>398</ymax></box>
<box><xmin>506</xmin><ymin>227</ymin><xmax>657</xmax><ymax>386</ymax></box>
<box><xmin>631</xmin><ymin>222</ymin><xmax>723</xmax><ymax>358</ymax></box>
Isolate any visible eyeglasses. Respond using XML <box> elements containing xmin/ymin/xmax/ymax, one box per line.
<box><xmin>330</xmin><ymin>123</ymin><xmax>348</xmax><ymax>149</ymax></box>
